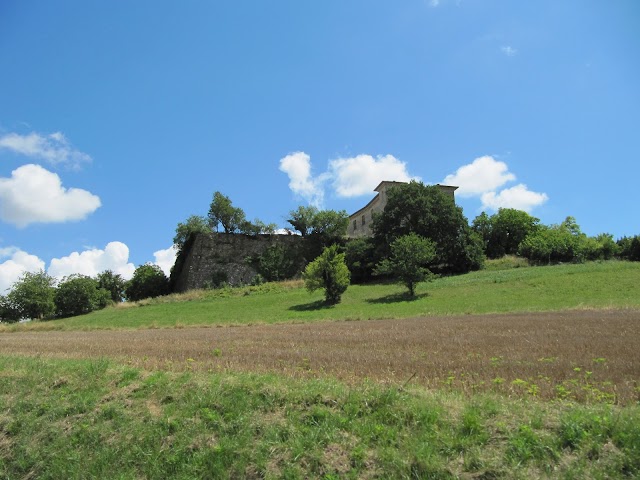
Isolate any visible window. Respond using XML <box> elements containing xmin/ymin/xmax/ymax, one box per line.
<box><xmin>362</xmin><ymin>215</ymin><xmax>366</xmax><ymax>226</ymax></box>
<box><xmin>353</xmin><ymin>220</ymin><xmax>357</xmax><ymax>231</ymax></box>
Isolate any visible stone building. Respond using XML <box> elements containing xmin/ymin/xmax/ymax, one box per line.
<box><xmin>347</xmin><ymin>181</ymin><xmax>458</xmax><ymax>238</ymax></box>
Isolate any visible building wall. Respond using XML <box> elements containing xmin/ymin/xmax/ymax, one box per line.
<box><xmin>171</xmin><ymin>232</ymin><xmax>305</xmax><ymax>291</ymax></box>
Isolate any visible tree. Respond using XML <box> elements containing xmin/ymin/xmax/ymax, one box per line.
<box><xmin>208</xmin><ymin>191</ymin><xmax>246</xmax><ymax>233</ymax></box>
<box><xmin>173</xmin><ymin>215</ymin><xmax>210</xmax><ymax>253</ymax></box>
<box><xmin>617</xmin><ymin>235</ymin><xmax>640</xmax><ymax>261</ymax></box>
<box><xmin>372</xmin><ymin>181</ymin><xmax>484</xmax><ymax>273</ymax></box>
<box><xmin>54</xmin><ymin>275</ymin><xmax>111</xmax><ymax>318</ymax></box>
<box><xmin>471</xmin><ymin>212</ymin><xmax>492</xmax><ymax>250</ymax></box>
<box><xmin>345</xmin><ymin>237</ymin><xmax>378</xmax><ymax>284</ymax></box>
<box><xmin>518</xmin><ymin>217</ymin><xmax>585</xmax><ymax>265</ymax></box>
<box><xmin>482</xmin><ymin>208</ymin><xmax>540</xmax><ymax>258</ymax></box>
<box><xmin>0</xmin><ymin>295</ymin><xmax>20</xmax><ymax>323</ymax></box>
<box><xmin>239</xmin><ymin>218</ymin><xmax>278</xmax><ymax>236</ymax></box>
<box><xmin>303</xmin><ymin>245</ymin><xmax>350</xmax><ymax>305</ymax></box>
<box><xmin>125</xmin><ymin>264</ymin><xmax>169</xmax><ymax>301</ymax></box>
<box><xmin>287</xmin><ymin>206</ymin><xmax>319</xmax><ymax>236</ymax></box>
<box><xmin>96</xmin><ymin>270</ymin><xmax>127</xmax><ymax>303</ymax></box>
<box><xmin>310</xmin><ymin>209</ymin><xmax>349</xmax><ymax>240</ymax></box>
<box><xmin>6</xmin><ymin>271</ymin><xmax>56</xmax><ymax>320</ymax></box>
<box><xmin>375</xmin><ymin>233</ymin><xmax>436</xmax><ymax>297</ymax></box>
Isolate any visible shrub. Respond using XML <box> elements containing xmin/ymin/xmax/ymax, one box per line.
<box><xmin>6</xmin><ymin>271</ymin><xmax>56</xmax><ymax>320</ymax></box>
<box><xmin>125</xmin><ymin>264</ymin><xmax>169</xmax><ymax>301</ymax></box>
<box><xmin>303</xmin><ymin>245</ymin><xmax>350</xmax><ymax>305</ymax></box>
<box><xmin>375</xmin><ymin>233</ymin><xmax>436</xmax><ymax>296</ymax></box>
<box><xmin>345</xmin><ymin>237</ymin><xmax>378</xmax><ymax>283</ymax></box>
<box><xmin>54</xmin><ymin>275</ymin><xmax>111</xmax><ymax>318</ymax></box>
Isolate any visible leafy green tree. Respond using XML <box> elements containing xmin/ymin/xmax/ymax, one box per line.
<box><xmin>518</xmin><ymin>217</ymin><xmax>585</xmax><ymax>264</ymax></box>
<box><xmin>310</xmin><ymin>209</ymin><xmax>349</xmax><ymax>240</ymax></box>
<box><xmin>6</xmin><ymin>271</ymin><xmax>56</xmax><ymax>320</ymax></box>
<box><xmin>303</xmin><ymin>245</ymin><xmax>350</xmax><ymax>305</ymax></box>
<box><xmin>482</xmin><ymin>208</ymin><xmax>540</xmax><ymax>258</ymax></box>
<box><xmin>375</xmin><ymin>233</ymin><xmax>436</xmax><ymax>297</ymax></box>
<box><xmin>125</xmin><ymin>264</ymin><xmax>169</xmax><ymax>301</ymax></box>
<box><xmin>96</xmin><ymin>270</ymin><xmax>127</xmax><ymax>303</ymax></box>
<box><xmin>54</xmin><ymin>275</ymin><xmax>111</xmax><ymax>318</ymax></box>
<box><xmin>471</xmin><ymin>211</ymin><xmax>492</xmax><ymax>250</ymax></box>
<box><xmin>173</xmin><ymin>215</ymin><xmax>210</xmax><ymax>253</ymax></box>
<box><xmin>345</xmin><ymin>237</ymin><xmax>378</xmax><ymax>284</ymax></box>
<box><xmin>239</xmin><ymin>218</ymin><xmax>278</xmax><ymax>236</ymax></box>
<box><xmin>0</xmin><ymin>295</ymin><xmax>20</xmax><ymax>323</ymax></box>
<box><xmin>287</xmin><ymin>206</ymin><xmax>319</xmax><ymax>236</ymax></box>
<box><xmin>208</xmin><ymin>191</ymin><xmax>246</xmax><ymax>233</ymax></box>
<box><xmin>617</xmin><ymin>235</ymin><xmax>640</xmax><ymax>261</ymax></box>
<box><xmin>372</xmin><ymin>181</ymin><xmax>484</xmax><ymax>273</ymax></box>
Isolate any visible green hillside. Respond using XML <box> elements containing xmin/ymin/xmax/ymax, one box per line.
<box><xmin>4</xmin><ymin>260</ymin><xmax>639</xmax><ymax>332</ymax></box>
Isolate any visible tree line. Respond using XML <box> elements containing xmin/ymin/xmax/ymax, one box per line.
<box><xmin>0</xmin><ymin>265</ymin><xmax>170</xmax><ymax>323</ymax></box>
<box><xmin>4</xmin><ymin>183</ymin><xmax>638</xmax><ymax>320</ymax></box>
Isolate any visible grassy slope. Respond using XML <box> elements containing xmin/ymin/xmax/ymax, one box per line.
<box><xmin>1</xmin><ymin>356</ymin><xmax>639</xmax><ymax>479</ymax></box>
<box><xmin>5</xmin><ymin>260</ymin><xmax>639</xmax><ymax>331</ymax></box>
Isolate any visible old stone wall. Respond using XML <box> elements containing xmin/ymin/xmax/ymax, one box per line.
<box><xmin>171</xmin><ymin>233</ymin><xmax>306</xmax><ymax>292</ymax></box>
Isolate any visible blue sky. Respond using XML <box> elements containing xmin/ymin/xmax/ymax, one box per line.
<box><xmin>1</xmin><ymin>1</ymin><xmax>639</xmax><ymax>291</ymax></box>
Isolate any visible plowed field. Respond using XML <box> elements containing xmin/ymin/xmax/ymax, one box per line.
<box><xmin>2</xmin><ymin>309</ymin><xmax>639</xmax><ymax>402</ymax></box>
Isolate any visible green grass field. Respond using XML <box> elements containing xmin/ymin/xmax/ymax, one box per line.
<box><xmin>1</xmin><ymin>260</ymin><xmax>639</xmax><ymax>478</ymax></box>
<box><xmin>1</xmin><ymin>356</ymin><xmax>639</xmax><ymax>479</ymax></box>
<box><xmin>3</xmin><ymin>260</ymin><xmax>639</xmax><ymax>332</ymax></box>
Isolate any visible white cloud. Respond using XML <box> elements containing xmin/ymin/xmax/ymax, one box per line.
<box><xmin>280</xmin><ymin>151</ymin><xmax>419</xmax><ymax>204</ymax></box>
<box><xmin>48</xmin><ymin>242</ymin><xmax>135</xmax><ymax>280</ymax></box>
<box><xmin>501</xmin><ymin>46</ymin><xmax>518</xmax><ymax>57</ymax></box>
<box><xmin>279</xmin><ymin>152</ymin><xmax>326</xmax><ymax>207</ymax></box>
<box><xmin>481</xmin><ymin>184</ymin><xmax>548</xmax><ymax>212</ymax></box>
<box><xmin>443</xmin><ymin>155</ymin><xmax>516</xmax><ymax>197</ymax></box>
<box><xmin>153</xmin><ymin>245</ymin><xmax>178</xmax><ymax>277</ymax></box>
<box><xmin>329</xmin><ymin>154</ymin><xmax>417</xmax><ymax>198</ymax></box>
<box><xmin>0</xmin><ymin>164</ymin><xmax>101</xmax><ymax>227</ymax></box>
<box><xmin>0</xmin><ymin>247</ymin><xmax>45</xmax><ymax>293</ymax></box>
<box><xmin>0</xmin><ymin>131</ymin><xmax>92</xmax><ymax>169</ymax></box>
<box><xmin>429</xmin><ymin>0</ymin><xmax>440</xmax><ymax>6</ymax></box>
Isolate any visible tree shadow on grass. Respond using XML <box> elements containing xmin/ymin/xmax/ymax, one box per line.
<box><xmin>289</xmin><ymin>300</ymin><xmax>334</xmax><ymax>311</ymax></box>
<box><xmin>366</xmin><ymin>292</ymin><xmax>429</xmax><ymax>304</ymax></box>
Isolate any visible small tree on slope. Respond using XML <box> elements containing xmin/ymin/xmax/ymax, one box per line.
<box><xmin>303</xmin><ymin>245</ymin><xmax>350</xmax><ymax>305</ymax></box>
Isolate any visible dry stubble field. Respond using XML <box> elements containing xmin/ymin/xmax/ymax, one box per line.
<box><xmin>2</xmin><ymin>309</ymin><xmax>639</xmax><ymax>403</ymax></box>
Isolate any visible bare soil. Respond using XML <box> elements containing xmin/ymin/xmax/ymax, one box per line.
<box><xmin>2</xmin><ymin>309</ymin><xmax>639</xmax><ymax>402</ymax></box>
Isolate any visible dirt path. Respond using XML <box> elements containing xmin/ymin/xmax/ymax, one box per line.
<box><xmin>2</xmin><ymin>309</ymin><xmax>639</xmax><ymax>401</ymax></box>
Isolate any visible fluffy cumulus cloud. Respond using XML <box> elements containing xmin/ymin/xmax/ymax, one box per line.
<box><xmin>48</xmin><ymin>242</ymin><xmax>135</xmax><ymax>280</ymax></box>
<box><xmin>0</xmin><ymin>164</ymin><xmax>101</xmax><ymax>228</ymax></box>
<box><xmin>443</xmin><ymin>155</ymin><xmax>548</xmax><ymax>212</ymax></box>
<box><xmin>280</xmin><ymin>152</ymin><xmax>418</xmax><ymax>205</ymax></box>
<box><xmin>0</xmin><ymin>247</ymin><xmax>45</xmax><ymax>293</ymax></box>
<box><xmin>153</xmin><ymin>246</ymin><xmax>178</xmax><ymax>277</ymax></box>
<box><xmin>443</xmin><ymin>156</ymin><xmax>516</xmax><ymax>197</ymax></box>
<box><xmin>481</xmin><ymin>184</ymin><xmax>548</xmax><ymax>212</ymax></box>
<box><xmin>329</xmin><ymin>154</ymin><xmax>416</xmax><ymax>198</ymax></box>
<box><xmin>0</xmin><ymin>131</ymin><xmax>91</xmax><ymax>169</ymax></box>
<box><xmin>279</xmin><ymin>152</ymin><xmax>326</xmax><ymax>207</ymax></box>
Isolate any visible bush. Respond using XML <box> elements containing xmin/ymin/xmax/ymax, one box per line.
<box><xmin>375</xmin><ymin>233</ymin><xmax>436</xmax><ymax>296</ymax></box>
<box><xmin>96</xmin><ymin>270</ymin><xmax>126</xmax><ymax>303</ymax></box>
<box><xmin>6</xmin><ymin>271</ymin><xmax>56</xmax><ymax>320</ymax></box>
<box><xmin>55</xmin><ymin>275</ymin><xmax>111</xmax><ymax>318</ymax></box>
<box><xmin>617</xmin><ymin>235</ymin><xmax>640</xmax><ymax>261</ymax></box>
<box><xmin>345</xmin><ymin>237</ymin><xmax>378</xmax><ymax>283</ymax></box>
<box><xmin>303</xmin><ymin>245</ymin><xmax>350</xmax><ymax>305</ymax></box>
<box><xmin>125</xmin><ymin>264</ymin><xmax>169</xmax><ymax>301</ymax></box>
